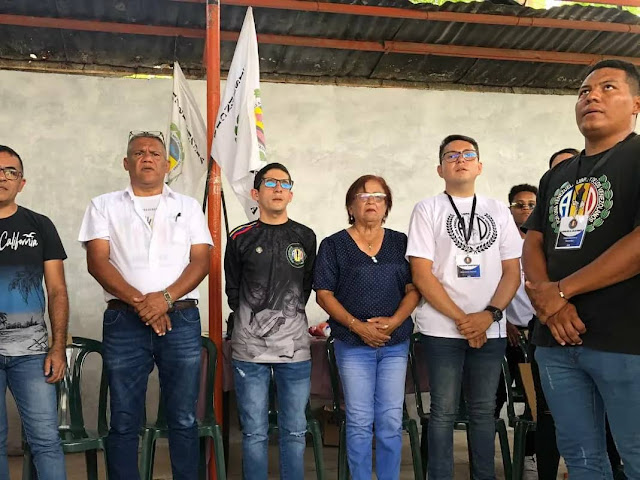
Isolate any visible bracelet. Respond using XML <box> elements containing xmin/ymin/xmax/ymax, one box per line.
<box><xmin>162</xmin><ymin>289</ymin><xmax>174</xmax><ymax>309</ymax></box>
<box><xmin>347</xmin><ymin>318</ymin><xmax>357</xmax><ymax>331</ymax></box>
<box><xmin>557</xmin><ymin>281</ymin><xmax>566</xmax><ymax>299</ymax></box>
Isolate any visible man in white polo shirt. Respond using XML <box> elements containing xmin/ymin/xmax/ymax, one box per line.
<box><xmin>78</xmin><ymin>131</ymin><xmax>212</xmax><ymax>480</ymax></box>
<box><xmin>407</xmin><ymin>134</ymin><xmax>521</xmax><ymax>480</ymax></box>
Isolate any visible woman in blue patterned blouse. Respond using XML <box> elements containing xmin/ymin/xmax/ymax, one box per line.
<box><xmin>314</xmin><ymin>174</ymin><xmax>421</xmax><ymax>480</ymax></box>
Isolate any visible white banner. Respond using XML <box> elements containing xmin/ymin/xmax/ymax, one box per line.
<box><xmin>211</xmin><ymin>7</ymin><xmax>267</xmax><ymax>221</ymax></box>
<box><xmin>166</xmin><ymin>62</ymin><xmax>208</xmax><ymax>202</ymax></box>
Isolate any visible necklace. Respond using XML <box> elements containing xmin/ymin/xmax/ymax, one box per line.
<box><xmin>353</xmin><ymin>227</ymin><xmax>382</xmax><ymax>263</ymax></box>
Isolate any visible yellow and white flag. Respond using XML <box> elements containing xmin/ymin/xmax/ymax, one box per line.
<box><xmin>166</xmin><ymin>62</ymin><xmax>208</xmax><ymax>201</ymax></box>
<box><xmin>211</xmin><ymin>7</ymin><xmax>267</xmax><ymax>220</ymax></box>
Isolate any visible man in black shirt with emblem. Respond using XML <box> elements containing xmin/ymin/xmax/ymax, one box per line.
<box><xmin>225</xmin><ymin>162</ymin><xmax>316</xmax><ymax>480</ymax></box>
<box><xmin>0</xmin><ymin>145</ymin><xmax>68</xmax><ymax>479</ymax></box>
<box><xmin>523</xmin><ymin>60</ymin><xmax>640</xmax><ymax>479</ymax></box>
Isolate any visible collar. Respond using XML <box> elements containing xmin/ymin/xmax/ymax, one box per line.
<box><xmin>124</xmin><ymin>183</ymin><xmax>177</xmax><ymax>200</ymax></box>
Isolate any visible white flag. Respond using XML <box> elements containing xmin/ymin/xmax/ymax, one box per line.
<box><xmin>211</xmin><ymin>7</ymin><xmax>267</xmax><ymax>221</ymax></box>
<box><xmin>166</xmin><ymin>62</ymin><xmax>208</xmax><ymax>202</ymax></box>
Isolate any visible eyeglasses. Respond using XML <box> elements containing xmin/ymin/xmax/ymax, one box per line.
<box><xmin>262</xmin><ymin>178</ymin><xmax>294</xmax><ymax>190</ymax></box>
<box><xmin>441</xmin><ymin>150</ymin><xmax>478</xmax><ymax>163</ymax></box>
<box><xmin>128</xmin><ymin>130</ymin><xmax>165</xmax><ymax>145</ymax></box>
<box><xmin>355</xmin><ymin>192</ymin><xmax>387</xmax><ymax>203</ymax></box>
<box><xmin>0</xmin><ymin>167</ymin><xmax>23</xmax><ymax>181</ymax></box>
<box><xmin>510</xmin><ymin>202</ymin><xmax>536</xmax><ymax>210</ymax></box>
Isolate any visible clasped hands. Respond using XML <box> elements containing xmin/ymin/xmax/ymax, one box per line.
<box><xmin>132</xmin><ymin>291</ymin><xmax>172</xmax><ymax>336</ymax></box>
<box><xmin>352</xmin><ymin>317</ymin><xmax>398</xmax><ymax>348</ymax></box>
<box><xmin>456</xmin><ymin>312</ymin><xmax>493</xmax><ymax>349</ymax></box>
<box><xmin>525</xmin><ymin>280</ymin><xmax>586</xmax><ymax>346</ymax></box>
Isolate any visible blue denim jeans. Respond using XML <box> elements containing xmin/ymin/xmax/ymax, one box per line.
<box><xmin>0</xmin><ymin>354</ymin><xmax>66</xmax><ymax>479</ymax></box>
<box><xmin>232</xmin><ymin>359</ymin><xmax>311</xmax><ymax>480</ymax></box>
<box><xmin>536</xmin><ymin>346</ymin><xmax>640</xmax><ymax>480</ymax></box>
<box><xmin>422</xmin><ymin>335</ymin><xmax>507</xmax><ymax>480</ymax></box>
<box><xmin>102</xmin><ymin>307</ymin><xmax>201</xmax><ymax>480</ymax></box>
<box><xmin>334</xmin><ymin>339</ymin><xmax>409</xmax><ymax>480</ymax></box>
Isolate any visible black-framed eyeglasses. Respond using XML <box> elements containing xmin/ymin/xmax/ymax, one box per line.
<box><xmin>262</xmin><ymin>178</ymin><xmax>294</xmax><ymax>190</ymax></box>
<box><xmin>128</xmin><ymin>130</ymin><xmax>165</xmax><ymax>145</ymax></box>
<box><xmin>510</xmin><ymin>202</ymin><xmax>536</xmax><ymax>210</ymax></box>
<box><xmin>441</xmin><ymin>150</ymin><xmax>478</xmax><ymax>163</ymax></box>
<box><xmin>0</xmin><ymin>167</ymin><xmax>23</xmax><ymax>181</ymax></box>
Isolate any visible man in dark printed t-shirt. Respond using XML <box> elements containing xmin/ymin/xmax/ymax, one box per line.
<box><xmin>523</xmin><ymin>60</ymin><xmax>640</xmax><ymax>479</ymax></box>
<box><xmin>225</xmin><ymin>162</ymin><xmax>316</xmax><ymax>480</ymax></box>
<box><xmin>0</xmin><ymin>145</ymin><xmax>68</xmax><ymax>479</ymax></box>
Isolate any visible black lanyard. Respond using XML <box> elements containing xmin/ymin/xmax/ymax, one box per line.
<box><xmin>446</xmin><ymin>193</ymin><xmax>476</xmax><ymax>245</ymax></box>
<box><xmin>572</xmin><ymin>133</ymin><xmax>635</xmax><ymax>215</ymax></box>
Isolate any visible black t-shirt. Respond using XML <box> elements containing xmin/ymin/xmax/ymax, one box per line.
<box><xmin>0</xmin><ymin>206</ymin><xmax>67</xmax><ymax>356</ymax></box>
<box><xmin>524</xmin><ymin>134</ymin><xmax>640</xmax><ymax>354</ymax></box>
<box><xmin>224</xmin><ymin>219</ymin><xmax>316</xmax><ymax>363</ymax></box>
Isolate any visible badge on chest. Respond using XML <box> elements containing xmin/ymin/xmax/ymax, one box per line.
<box><xmin>456</xmin><ymin>254</ymin><xmax>481</xmax><ymax>278</ymax></box>
<box><xmin>555</xmin><ymin>215</ymin><xmax>588</xmax><ymax>250</ymax></box>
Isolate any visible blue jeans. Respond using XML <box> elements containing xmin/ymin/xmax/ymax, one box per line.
<box><xmin>103</xmin><ymin>307</ymin><xmax>201</xmax><ymax>480</ymax></box>
<box><xmin>334</xmin><ymin>339</ymin><xmax>409</xmax><ymax>480</ymax></box>
<box><xmin>536</xmin><ymin>346</ymin><xmax>640</xmax><ymax>480</ymax></box>
<box><xmin>422</xmin><ymin>335</ymin><xmax>507</xmax><ymax>480</ymax></box>
<box><xmin>232</xmin><ymin>359</ymin><xmax>311</xmax><ymax>480</ymax></box>
<box><xmin>0</xmin><ymin>354</ymin><xmax>65</xmax><ymax>479</ymax></box>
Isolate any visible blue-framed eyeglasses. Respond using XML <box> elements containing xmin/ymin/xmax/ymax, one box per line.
<box><xmin>262</xmin><ymin>178</ymin><xmax>294</xmax><ymax>190</ymax></box>
<box><xmin>442</xmin><ymin>150</ymin><xmax>478</xmax><ymax>163</ymax></box>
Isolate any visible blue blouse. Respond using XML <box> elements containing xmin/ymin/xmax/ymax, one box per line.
<box><xmin>313</xmin><ymin>228</ymin><xmax>413</xmax><ymax>346</ymax></box>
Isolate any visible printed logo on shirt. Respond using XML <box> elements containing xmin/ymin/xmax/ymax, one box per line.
<box><xmin>0</xmin><ymin>232</ymin><xmax>38</xmax><ymax>251</ymax></box>
<box><xmin>446</xmin><ymin>213</ymin><xmax>497</xmax><ymax>254</ymax></box>
<box><xmin>285</xmin><ymin>243</ymin><xmax>306</xmax><ymax>268</ymax></box>
<box><xmin>549</xmin><ymin>175</ymin><xmax>613</xmax><ymax>234</ymax></box>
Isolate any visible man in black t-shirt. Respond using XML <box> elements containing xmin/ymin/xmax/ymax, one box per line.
<box><xmin>523</xmin><ymin>60</ymin><xmax>640</xmax><ymax>479</ymax></box>
<box><xmin>0</xmin><ymin>145</ymin><xmax>68</xmax><ymax>479</ymax></box>
<box><xmin>225</xmin><ymin>162</ymin><xmax>316</xmax><ymax>480</ymax></box>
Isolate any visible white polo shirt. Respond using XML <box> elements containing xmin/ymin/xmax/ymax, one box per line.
<box><xmin>406</xmin><ymin>193</ymin><xmax>522</xmax><ymax>339</ymax></box>
<box><xmin>78</xmin><ymin>184</ymin><xmax>213</xmax><ymax>302</ymax></box>
<box><xmin>505</xmin><ymin>237</ymin><xmax>536</xmax><ymax>328</ymax></box>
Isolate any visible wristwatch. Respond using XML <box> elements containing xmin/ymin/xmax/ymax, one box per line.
<box><xmin>484</xmin><ymin>305</ymin><xmax>503</xmax><ymax>322</ymax></box>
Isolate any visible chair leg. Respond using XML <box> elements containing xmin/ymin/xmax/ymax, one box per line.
<box><xmin>465</xmin><ymin>424</ymin><xmax>474</xmax><ymax>480</ymax></box>
<box><xmin>419</xmin><ymin>418</ymin><xmax>428</xmax><ymax>480</ymax></box>
<box><xmin>138</xmin><ymin>429</ymin><xmax>156</xmax><ymax>480</ymax></box>
<box><xmin>198</xmin><ymin>437</ymin><xmax>208</xmax><ymax>480</ymax></box>
<box><xmin>496</xmin><ymin>419</ymin><xmax>512</xmax><ymax>480</ymax></box>
<box><xmin>337</xmin><ymin>419</ymin><xmax>348</xmax><ymax>480</ymax></box>
<box><xmin>22</xmin><ymin>443</ymin><xmax>35</xmax><ymax>480</ymax></box>
<box><xmin>85</xmin><ymin>449</ymin><xmax>99</xmax><ymax>480</ymax></box>
<box><xmin>404</xmin><ymin>418</ymin><xmax>424</xmax><ymax>480</ymax></box>
<box><xmin>512</xmin><ymin>422</ymin><xmax>529</xmax><ymax>480</ymax></box>
<box><xmin>212</xmin><ymin>425</ymin><xmax>228</xmax><ymax>480</ymax></box>
<box><xmin>307</xmin><ymin>419</ymin><xmax>326</xmax><ymax>480</ymax></box>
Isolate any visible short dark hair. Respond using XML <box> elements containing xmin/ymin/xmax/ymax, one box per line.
<box><xmin>508</xmin><ymin>184</ymin><xmax>538</xmax><ymax>204</ymax></box>
<box><xmin>253</xmin><ymin>162</ymin><xmax>291</xmax><ymax>190</ymax></box>
<box><xmin>126</xmin><ymin>132</ymin><xmax>166</xmax><ymax>157</ymax></box>
<box><xmin>585</xmin><ymin>60</ymin><xmax>640</xmax><ymax>95</ymax></box>
<box><xmin>0</xmin><ymin>145</ymin><xmax>24</xmax><ymax>174</ymax></box>
<box><xmin>345</xmin><ymin>174</ymin><xmax>393</xmax><ymax>224</ymax></box>
<box><xmin>438</xmin><ymin>134</ymin><xmax>479</xmax><ymax>164</ymax></box>
<box><xmin>548</xmin><ymin>148</ymin><xmax>579</xmax><ymax>169</ymax></box>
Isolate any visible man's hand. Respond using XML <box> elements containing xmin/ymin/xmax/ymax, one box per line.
<box><xmin>352</xmin><ymin>320</ymin><xmax>391</xmax><ymax>348</ymax></box>
<box><xmin>545</xmin><ymin>302</ymin><xmax>586</xmax><ymax>346</ymax></box>
<box><xmin>44</xmin><ymin>346</ymin><xmax>67</xmax><ymax>383</ymax></box>
<box><xmin>456</xmin><ymin>312</ymin><xmax>493</xmax><ymax>340</ymax></box>
<box><xmin>468</xmin><ymin>333</ymin><xmax>487</xmax><ymax>349</ymax></box>
<box><xmin>506</xmin><ymin>321</ymin><xmax>521</xmax><ymax>347</ymax></box>
<box><xmin>525</xmin><ymin>280</ymin><xmax>567</xmax><ymax>320</ymax></box>
<box><xmin>133</xmin><ymin>293</ymin><xmax>172</xmax><ymax>335</ymax></box>
<box><xmin>368</xmin><ymin>316</ymin><xmax>401</xmax><ymax>335</ymax></box>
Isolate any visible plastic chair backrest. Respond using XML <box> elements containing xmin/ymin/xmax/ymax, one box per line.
<box><xmin>408</xmin><ymin>333</ymin><xmax>428</xmax><ymax>418</ymax></box>
<box><xmin>501</xmin><ymin>357</ymin><xmax>518</xmax><ymax>423</ymax></box>
<box><xmin>325</xmin><ymin>337</ymin><xmax>343</xmax><ymax>413</ymax></box>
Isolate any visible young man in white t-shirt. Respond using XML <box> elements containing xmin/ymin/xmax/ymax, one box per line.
<box><xmin>406</xmin><ymin>134</ymin><xmax>522</xmax><ymax>480</ymax></box>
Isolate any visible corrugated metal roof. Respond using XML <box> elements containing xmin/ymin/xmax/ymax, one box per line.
<box><xmin>0</xmin><ymin>0</ymin><xmax>638</xmax><ymax>89</ymax></box>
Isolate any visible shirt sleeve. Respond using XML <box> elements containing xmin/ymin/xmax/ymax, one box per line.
<box><xmin>499</xmin><ymin>205</ymin><xmax>523</xmax><ymax>261</ymax></box>
<box><xmin>405</xmin><ymin>201</ymin><xmax>435</xmax><ymax>262</ymax></box>
<box><xmin>398</xmin><ymin>232</ymin><xmax>412</xmax><ymax>286</ymax></box>
<box><xmin>313</xmin><ymin>237</ymin><xmax>338</xmax><ymax>292</ymax></box>
<box><xmin>78</xmin><ymin>198</ymin><xmax>110</xmax><ymax>244</ymax></box>
<box><xmin>40</xmin><ymin>216</ymin><xmax>67</xmax><ymax>261</ymax></box>
<box><xmin>224</xmin><ymin>234</ymin><xmax>241</xmax><ymax>312</ymax></box>
<box><xmin>302</xmin><ymin>230</ymin><xmax>317</xmax><ymax>305</ymax></box>
<box><xmin>522</xmin><ymin>172</ymin><xmax>550</xmax><ymax>234</ymax></box>
<box><xmin>187</xmin><ymin>198</ymin><xmax>213</xmax><ymax>246</ymax></box>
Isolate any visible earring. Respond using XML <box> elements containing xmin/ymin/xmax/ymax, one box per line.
<box><xmin>349</xmin><ymin>214</ymin><xmax>355</xmax><ymax>223</ymax></box>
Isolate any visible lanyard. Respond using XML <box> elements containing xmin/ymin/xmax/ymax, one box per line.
<box><xmin>571</xmin><ymin>133</ymin><xmax>635</xmax><ymax>216</ymax></box>
<box><xmin>446</xmin><ymin>193</ymin><xmax>476</xmax><ymax>245</ymax></box>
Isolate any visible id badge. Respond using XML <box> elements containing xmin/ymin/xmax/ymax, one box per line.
<box><xmin>555</xmin><ymin>215</ymin><xmax>588</xmax><ymax>250</ymax></box>
<box><xmin>456</xmin><ymin>254</ymin><xmax>481</xmax><ymax>278</ymax></box>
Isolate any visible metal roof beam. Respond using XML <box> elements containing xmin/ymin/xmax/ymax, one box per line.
<box><xmin>0</xmin><ymin>14</ymin><xmax>638</xmax><ymax>66</ymax></box>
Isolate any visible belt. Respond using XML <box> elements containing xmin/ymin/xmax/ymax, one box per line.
<box><xmin>107</xmin><ymin>299</ymin><xmax>197</xmax><ymax>313</ymax></box>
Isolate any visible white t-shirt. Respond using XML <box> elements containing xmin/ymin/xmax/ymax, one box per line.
<box><xmin>136</xmin><ymin>194</ymin><xmax>161</xmax><ymax>228</ymax></box>
<box><xmin>505</xmin><ymin>237</ymin><xmax>535</xmax><ymax>327</ymax></box>
<box><xmin>406</xmin><ymin>193</ymin><xmax>522</xmax><ymax>339</ymax></box>
<box><xmin>78</xmin><ymin>184</ymin><xmax>213</xmax><ymax>302</ymax></box>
